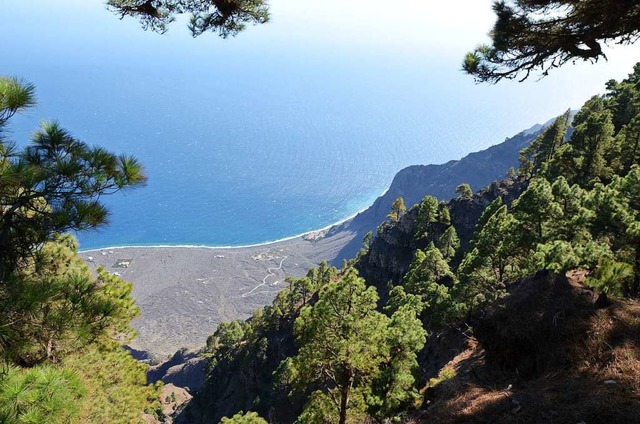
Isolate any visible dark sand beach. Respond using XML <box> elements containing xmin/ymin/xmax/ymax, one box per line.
<box><xmin>81</xmin><ymin>229</ymin><xmax>358</xmax><ymax>358</ymax></box>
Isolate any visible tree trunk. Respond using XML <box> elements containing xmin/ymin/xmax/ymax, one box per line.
<box><xmin>339</xmin><ymin>385</ymin><xmax>349</xmax><ymax>424</ymax></box>
<box><xmin>626</xmin><ymin>134</ymin><xmax>640</xmax><ymax>173</ymax></box>
<box><xmin>633</xmin><ymin>243</ymin><xmax>640</xmax><ymax>298</ymax></box>
<box><xmin>0</xmin><ymin>219</ymin><xmax>11</xmax><ymax>282</ymax></box>
<box><xmin>47</xmin><ymin>338</ymin><xmax>55</xmax><ymax>362</ymax></box>
<box><xmin>339</xmin><ymin>371</ymin><xmax>353</xmax><ymax>424</ymax></box>
<box><xmin>538</xmin><ymin>219</ymin><xmax>543</xmax><ymax>242</ymax></box>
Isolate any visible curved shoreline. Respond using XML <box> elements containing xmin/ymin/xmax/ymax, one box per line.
<box><xmin>81</xmin><ymin>212</ymin><xmax>363</xmax><ymax>356</ymax></box>
<box><xmin>79</xmin><ymin>188</ymin><xmax>387</xmax><ymax>253</ymax></box>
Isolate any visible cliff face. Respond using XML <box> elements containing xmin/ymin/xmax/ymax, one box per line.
<box><xmin>357</xmin><ymin>177</ymin><xmax>528</xmax><ymax>297</ymax></box>
<box><xmin>175</xmin><ymin>322</ymin><xmax>299</xmax><ymax>424</ymax></box>
<box><xmin>332</xmin><ymin>125</ymin><xmax>544</xmax><ymax>261</ymax></box>
<box><xmin>165</xmin><ymin>119</ymin><xmax>557</xmax><ymax>422</ymax></box>
<box><xmin>350</xmin><ymin>126</ymin><xmax>542</xmax><ymax>230</ymax></box>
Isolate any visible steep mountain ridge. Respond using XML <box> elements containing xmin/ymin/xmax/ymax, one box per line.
<box><xmin>357</xmin><ymin>177</ymin><xmax>528</xmax><ymax>298</ymax></box>
<box><xmin>157</xmin><ymin>117</ymin><xmax>573</xmax><ymax>422</ymax></box>
<box><xmin>417</xmin><ymin>271</ymin><xmax>640</xmax><ymax>423</ymax></box>
<box><xmin>348</xmin><ymin>123</ymin><xmax>547</xmax><ymax>229</ymax></box>
<box><xmin>172</xmin><ymin>173</ymin><xmax>533</xmax><ymax>423</ymax></box>
<box><xmin>332</xmin><ymin>122</ymin><xmax>549</xmax><ymax>261</ymax></box>
<box><xmin>174</xmin><ymin>168</ymin><xmax>640</xmax><ymax>424</ymax></box>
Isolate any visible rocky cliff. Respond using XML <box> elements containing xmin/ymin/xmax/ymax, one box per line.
<box><xmin>332</xmin><ymin>123</ymin><xmax>547</xmax><ymax>261</ymax></box>
<box><xmin>160</xmin><ymin>118</ymin><xmax>562</xmax><ymax>422</ymax></box>
<box><xmin>173</xmin><ymin>175</ymin><xmax>530</xmax><ymax>424</ymax></box>
<box><xmin>357</xmin><ymin>177</ymin><xmax>527</xmax><ymax>298</ymax></box>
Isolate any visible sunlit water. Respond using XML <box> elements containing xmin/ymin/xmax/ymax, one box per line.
<box><xmin>3</xmin><ymin>1</ymin><xmax>639</xmax><ymax>249</ymax></box>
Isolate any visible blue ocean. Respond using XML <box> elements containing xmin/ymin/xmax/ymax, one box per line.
<box><xmin>3</xmin><ymin>1</ymin><xmax>637</xmax><ymax>249</ymax></box>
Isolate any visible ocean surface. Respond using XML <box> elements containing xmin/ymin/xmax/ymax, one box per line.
<box><xmin>3</xmin><ymin>1</ymin><xmax>639</xmax><ymax>249</ymax></box>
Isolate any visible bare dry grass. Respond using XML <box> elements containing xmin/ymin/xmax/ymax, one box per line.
<box><xmin>415</xmin><ymin>274</ymin><xmax>640</xmax><ymax>424</ymax></box>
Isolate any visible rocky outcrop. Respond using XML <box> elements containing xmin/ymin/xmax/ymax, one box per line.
<box><xmin>148</xmin><ymin>349</ymin><xmax>209</xmax><ymax>393</ymax></box>
<box><xmin>332</xmin><ymin>123</ymin><xmax>546</xmax><ymax>265</ymax></box>
<box><xmin>160</xmin><ymin>384</ymin><xmax>193</xmax><ymax>420</ymax></box>
<box><xmin>357</xmin><ymin>177</ymin><xmax>527</xmax><ymax>297</ymax></box>
<box><xmin>175</xmin><ymin>324</ymin><xmax>300</xmax><ymax>424</ymax></box>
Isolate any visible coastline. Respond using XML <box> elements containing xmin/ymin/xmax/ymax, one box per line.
<box><xmin>79</xmin><ymin>187</ymin><xmax>387</xmax><ymax>253</ymax></box>
<box><xmin>77</xmin><ymin>184</ymin><xmax>389</xmax><ymax>357</ymax></box>
<box><xmin>81</xmin><ymin>221</ymin><xmax>360</xmax><ymax>358</ymax></box>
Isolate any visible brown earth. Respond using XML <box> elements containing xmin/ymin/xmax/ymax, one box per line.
<box><xmin>416</xmin><ymin>272</ymin><xmax>640</xmax><ymax>424</ymax></box>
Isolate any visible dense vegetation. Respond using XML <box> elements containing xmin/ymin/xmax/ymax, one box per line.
<box><xmin>4</xmin><ymin>63</ymin><xmax>639</xmax><ymax>421</ymax></box>
<box><xmin>4</xmin><ymin>2</ymin><xmax>640</xmax><ymax>421</ymax></box>
<box><xmin>182</xmin><ymin>64</ymin><xmax>640</xmax><ymax>423</ymax></box>
<box><xmin>0</xmin><ymin>77</ymin><xmax>161</xmax><ymax>423</ymax></box>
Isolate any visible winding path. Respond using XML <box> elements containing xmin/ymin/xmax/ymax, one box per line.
<box><xmin>241</xmin><ymin>256</ymin><xmax>288</xmax><ymax>298</ymax></box>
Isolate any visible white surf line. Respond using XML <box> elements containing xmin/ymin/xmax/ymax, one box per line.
<box><xmin>242</xmin><ymin>256</ymin><xmax>288</xmax><ymax>298</ymax></box>
<box><xmin>78</xmin><ymin>188</ymin><xmax>390</xmax><ymax>254</ymax></box>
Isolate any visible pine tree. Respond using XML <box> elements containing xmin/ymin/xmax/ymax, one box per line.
<box><xmin>611</xmin><ymin>167</ymin><xmax>640</xmax><ymax>296</ymax></box>
<box><xmin>512</xmin><ymin>178</ymin><xmax>563</xmax><ymax>245</ymax></box>
<box><xmin>455</xmin><ymin>183</ymin><xmax>473</xmax><ymax>199</ymax></box>
<box><xmin>387</xmin><ymin>197</ymin><xmax>407</xmax><ymax>223</ymax></box>
<box><xmin>0</xmin><ymin>235</ymin><xmax>139</xmax><ymax>365</ymax></box>
<box><xmin>0</xmin><ymin>77</ymin><xmax>157</xmax><ymax>421</ymax></box>
<box><xmin>0</xmin><ymin>365</ymin><xmax>85</xmax><ymax>424</ymax></box>
<box><xmin>403</xmin><ymin>243</ymin><xmax>457</xmax><ymax>325</ymax></box>
<box><xmin>605</xmin><ymin>64</ymin><xmax>640</xmax><ymax>132</ymax></box>
<box><xmin>618</xmin><ymin>114</ymin><xmax>640</xmax><ymax>173</ymax></box>
<box><xmin>291</xmin><ymin>269</ymin><xmax>425</xmax><ymax>423</ymax></box>
<box><xmin>520</xmin><ymin>110</ymin><xmax>571</xmax><ymax>177</ymax></box>
<box><xmin>438</xmin><ymin>226</ymin><xmax>460</xmax><ymax>260</ymax></box>
<box><xmin>587</xmin><ymin>258</ymin><xmax>634</xmax><ymax>297</ymax></box>
<box><xmin>0</xmin><ymin>78</ymin><xmax>146</xmax><ymax>281</ymax></box>
<box><xmin>473</xmin><ymin>205</ymin><xmax>519</xmax><ymax>282</ymax></box>
<box><xmin>106</xmin><ymin>0</ymin><xmax>269</xmax><ymax>37</ymax></box>
<box><xmin>470</xmin><ymin>197</ymin><xmax>504</xmax><ymax>248</ymax></box>
<box><xmin>458</xmin><ymin>204</ymin><xmax>518</xmax><ymax>310</ymax></box>
<box><xmin>569</xmin><ymin>97</ymin><xmax>615</xmax><ymax>184</ymax></box>
<box><xmin>438</xmin><ymin>205</ymin><xmax>451</xmax><ymax>226</ymax></box>
<box><xmin>549</xmin><ymin>176</ymin><xmax>591</xmax><ymax>241</ymax></box>
<box><xmin>220</xmin><ymin>411</ymin><xmax>268</xmax><ymax>423</ymax></box>
<box><xmin>414</xmin><ymin>195</ymin><xmax>439</xmax><ymax>240</ymax></box>
<box><xmin>371</xmin><ymin>304</ymin><xmax>426</xmax><ymax>419</ymax></box>
<box><xmin>292</xmin><ymin>270</ymin><xmax>390</xmax><ymax>423</ymax></box>
<box><xmin>464</xmin><ymin>1</ymin><xmax>640</xmax><ymax>82</ymax></box>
